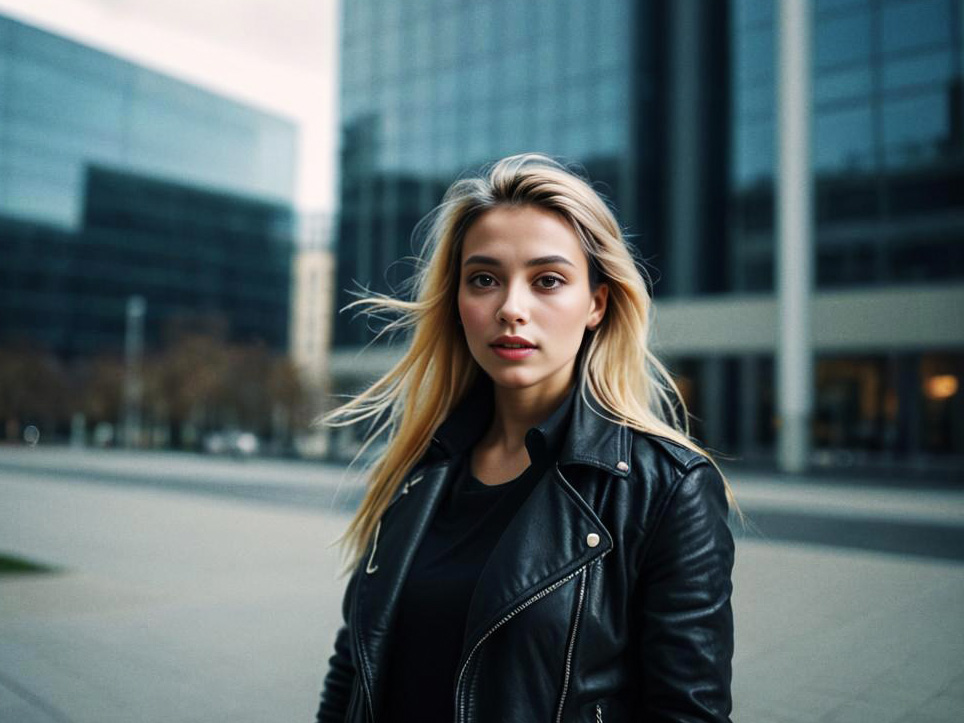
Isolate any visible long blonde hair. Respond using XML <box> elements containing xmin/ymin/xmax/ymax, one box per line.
<box><xmin>325</xmin><ymin>153</ymin><xmax>740</xmax><ymax>570</ymax></box>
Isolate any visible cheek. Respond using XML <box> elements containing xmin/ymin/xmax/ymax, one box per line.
<box><xmin>538</xmin><ymin>293</ymin><xmax>592</xmax><ymax>333</ymax></box>
<box><xmin>457</xmin><ymin>292</ymin><xmax>490</xmax><ymax>343</ymax></box>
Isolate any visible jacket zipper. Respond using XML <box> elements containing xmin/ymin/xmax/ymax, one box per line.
<box><xmin>596</xmin><ymin>702</ymin><xmax>603</xmax><ymax>722</ymax></box>
<box><xmin>365</xmin><ymin>519</ymin><xmax>381</xmax><ymax>574</ymax></box>
<box><xmin>455</xmin><ymin>551</ymin><xmax>608</xmax><ymax>723</ymax></box>
<box><xmin>554</xmin><ymin>566</ymin><xmax>588</xmax><ymax>723</ymax></box>
<box><xmin>366</xmin><ymin>473</ymin><xmax>425</xmax><ymax>576</ymax></box>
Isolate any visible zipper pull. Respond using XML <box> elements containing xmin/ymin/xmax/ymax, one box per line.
<box><xmin>365</xmin><ymin>519</ymin><xmax>381</xmax><ymax>574</ymax></box>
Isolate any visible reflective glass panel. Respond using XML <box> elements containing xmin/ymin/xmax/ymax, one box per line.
<box><xmin>882</xmin><ymin>49</ymin><xmax>954</xmax><ymax>92</ymax></box>
<box><xmin>881</xmin><ymin>0</ymin><xmax>952</xmax><ymax>54</ymax></box>
<box><xmin>815</xmin><ymin>10</ymin><xmax>872</xmax><ymax>69</ymax></box>
<box><xmin>813</xmin><ymin>105</ymin><xmax>875</xmax><ymax>173</ymax></box>
<box><xmin>882</xmin><ymin>91</ymin><xmax>949</xmax><ymax>168</ymax></box>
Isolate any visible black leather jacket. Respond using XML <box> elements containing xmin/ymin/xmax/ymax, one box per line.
<box><xmin>317</xmin><ymin>379</ymin><xmax>735</xmax><ymax>722</ymax></box>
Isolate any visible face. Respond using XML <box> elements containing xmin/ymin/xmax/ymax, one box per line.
<box><xmin>457</xmin><ymin>205</ymin><xmax>608</xmax><ymax>396</ymax></box>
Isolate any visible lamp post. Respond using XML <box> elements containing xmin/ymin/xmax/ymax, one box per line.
<box><xmin>123</xmin><ymin>295</ymin><xmax>146</xmax><ymax>448</ymax></box>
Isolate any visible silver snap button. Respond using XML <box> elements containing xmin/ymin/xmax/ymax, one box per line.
<box><xmin>586</xmin><ymin>533</ymin><xmax>600</xmax><ymax>548</ymax></box>
<box><xmin>616</xmin><ymin>460</ymin><xmax>629</xmax><ymax>472</ymax></box>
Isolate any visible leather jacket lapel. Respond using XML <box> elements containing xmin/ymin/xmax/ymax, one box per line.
<box><xmin>352</xmin><ymin>461</ymin><xmax>452</xmax><ymax>717</ymax></box>
<box><xmin>460</xmin><ymin>463</ymin><xmax>612</xmax><ymax>654</ymax></box>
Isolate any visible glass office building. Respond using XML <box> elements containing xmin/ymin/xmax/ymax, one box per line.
<box><xmin>732</xmin><ymin>0</ymin><xmax>963</xmax><ymax>291</ymax></box>
<box><xmin>0</xmin><ymin>16</ymin><xmax>297</xmax><ymax>358</ymax></box>
<box><xmin>333</xmin><ymin>0</ymin><xmax>963</xmax><ymax>468</ymax></box>
<box><xmin>723</xmin><ymin>0</ymin><xmax>963</xmax><ymax>464</ymax></box>
<box><xmin>336</xmin><ymin>0</ymin><xmax>658</xmax><ymax>345</ymax></box>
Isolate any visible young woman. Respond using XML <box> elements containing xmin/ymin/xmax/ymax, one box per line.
<box><xmin>316</xmin><ymin>154</ymin><xmax>737</xmax><ymax>723</ymax></box>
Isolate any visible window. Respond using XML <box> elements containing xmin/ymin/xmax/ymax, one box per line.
<box><xmin>881</xmin><ymin>0</ymin><xmax>951</xmax><ymax>55</ymax></box>
<box><xmin>813</xmin><ymin>104</ymin><xmax>876</xmax><ymax>173</ymax></box>
<box><xmin>882</xmin><ymin>49</ymin><xmax>953</xmax><ymax>92</ymax></box>
<box><xmin>815</xmin><ymin>10</ymin><xmax>872</xmax><ymax>70</ymax></box>
<box><xmin>882</xmin><ymin>91</ymin><xmax>949</xmax><ymax>168</ymax></box>
<box><xmin>814</xmin><ymin>66</ymin><xmax>872</xmax><ymax>107</ymax></box>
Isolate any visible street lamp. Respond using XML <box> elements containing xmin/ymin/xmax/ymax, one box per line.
<box><xmin>123</xmin><ymin>295</ymin><xmax>146</xmax><ymax>448</ymax></box>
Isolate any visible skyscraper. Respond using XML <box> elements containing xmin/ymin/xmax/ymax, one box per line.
<box><xmin>332</xmin><ymin>0</ymin><xmax>964</xmax><ymax>469</ymax></box>
<box><xmin>0</xmin><ymin>15</ymin><xmax>298</xmax><ymax>359</ymax></box>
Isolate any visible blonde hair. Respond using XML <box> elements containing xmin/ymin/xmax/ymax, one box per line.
<box><xmin>325</xmin><ymin>153</ymin><xmax>740</xmax><ymax>571</ymax></box>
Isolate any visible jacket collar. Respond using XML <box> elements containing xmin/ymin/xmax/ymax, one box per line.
<box><xmin>431</xmin><ymin>369</ymin><xmax>634</xmax><ymax>479</ymax></box>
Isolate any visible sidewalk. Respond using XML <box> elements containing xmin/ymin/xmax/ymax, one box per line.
<box><xmin>730</xmin><ymin>472</ymin><xmax>964</xmax><ymax>527</ymax></box>
<box><xmin>0</xmin><ymin>471</ymin><xmax>345</xmax><ymax>723</ymax></box>
<box><xmin>1</xmin><ymin>448</ymin><xmax>962</xmax><ymax>723</ymax></box>
<box><xmin>726</xmin><ymin>469</ymin><xmax>964</xmax><ymax>563</ymax></box>
<box><xmin>3</xmin><ymin>446</ymin><xmax>962</xmax><ymax>524</ymax></box>
<box><xmin>3</xmin><ymin>446</ymin><xmax>963</xmax><ymax>564</ymax></box>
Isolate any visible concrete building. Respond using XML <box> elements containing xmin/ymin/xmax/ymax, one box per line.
<box><xmin>288</xmin><ymin>212</ymin><xmax>336</xmax><ymax>457</ymax></box>
<box><xmin>291</xmin><ymin>212</ymin><xmax>336</xmax><ymax>392</ymax></box>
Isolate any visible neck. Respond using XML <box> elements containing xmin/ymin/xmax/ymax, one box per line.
<box><xmin>483</xmin><ymin>370</ymin><xmax>576</xmax><ymax>454</ymax></box>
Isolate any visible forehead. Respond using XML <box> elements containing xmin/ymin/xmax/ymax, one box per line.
<box><xmin>461</xmin><ymin>206</ymin><xmax>585</xmax><ymax>263</ymax></box>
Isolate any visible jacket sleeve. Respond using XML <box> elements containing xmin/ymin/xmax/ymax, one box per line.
<box><xmin>316</xmin><ymin>565</ymin><xmax>360</xmax><ymax>723</ymax></box>
<box><xmin>634</xmin><ymin>461</ymin><xmax>735</xmax><ymax>722</ymax></box>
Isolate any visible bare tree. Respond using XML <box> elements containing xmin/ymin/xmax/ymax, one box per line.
<box><xmin>0</xmin><ymin>343</ymin><xmax>69</xmax><ymax>441</ymax></box>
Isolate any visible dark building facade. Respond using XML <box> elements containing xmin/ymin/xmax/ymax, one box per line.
<box><xmin>0</xmin><ymin>16</ymin><xmax>298</xmax><ymax>359</ymax></box>
<box><xmin>2</xmin><ymin>167</ymin><xmax>293</xmax><ymax>357</ymax></box>
<box><xmin>335</xmin><ymin>0</ymin><xmax>660</xmax><ymax>346</ymax></box>
<box><xmin>731</xmin><ymin>0</ymin><xmax>964</xmax><ymax>291</ymax></box>
<box><xmin>332</xmin><ymin>0</ymin><xmax>963</xmax><ymax>469</ymax></box>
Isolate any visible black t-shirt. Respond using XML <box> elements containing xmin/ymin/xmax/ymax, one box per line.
<box><xmin>380</xmin><ymin>385</ymin><xmax>576</xmax><ymax>723</ymax></box>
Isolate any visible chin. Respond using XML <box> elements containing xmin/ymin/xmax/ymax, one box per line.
<box><xmin>481</xmin><ymin>366</ymin><xmax>541</xmax><ymax>389</ymax></box>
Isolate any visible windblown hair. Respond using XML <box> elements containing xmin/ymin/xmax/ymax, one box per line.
<box><xmin>325</xmin><ymin>153</ymin><xmax>740</xmax><ymax>571</ymax></box>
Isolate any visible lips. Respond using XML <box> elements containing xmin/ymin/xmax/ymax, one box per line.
<box><xmin>490</xmin><ymin>336</ymin><xmax>537</xmax><ymax>361</ymax></box>
<box><xmin>490</xmin><ymin>336</ymin><xmax>537</xmax><ymax>349</ymax></box>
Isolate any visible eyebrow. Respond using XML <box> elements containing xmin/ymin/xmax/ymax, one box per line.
<box><xmin>462</xmin><ymin>254</ymin><xmax>576</xmax><ymax>268</ymax></box>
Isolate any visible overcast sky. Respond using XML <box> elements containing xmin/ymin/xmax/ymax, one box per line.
<box><xmin>0</xmin><ymin>0</ymin><xmax>339</xmax><ymax>212</ymax></box>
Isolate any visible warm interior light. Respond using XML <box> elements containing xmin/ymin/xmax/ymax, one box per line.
<box><xmin>924</xmin><ymin>374</ymin><xmax>959</xmax><ymax>400</ymax></box>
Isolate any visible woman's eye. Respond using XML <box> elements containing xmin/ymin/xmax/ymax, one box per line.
<box><xmin>470</xmin><ymin>273</ymin><xmax>497</xmax><ymax>288</ymax></box>
<box><xmin>536</xmin><ymin>275</ymin><xmax>564</xmax><ymax>290</ymax></box>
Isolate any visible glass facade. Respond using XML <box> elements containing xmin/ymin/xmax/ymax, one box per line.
<box><xmin>336</xmin><ymin>0</ymin><xmax>640</xmax><ymax>345</ymax></box>
<box><xmin>333</xmin><ymin>0</ymin><xmax>964</xmax><ymax>465</ymax></box>
<box><xmin>0</xmin><ymin>16</ymin><xmax>298</xmax><ymax>357</ymax></box>
<box><xmin>673</xmin><ymin>351</ymin><xmax>964</xmax><ymax>466</ymax></box>
<box><xmin>730</xmin><ymin>0</ymin><xmax>964</xmax><ymax>292</ymax></box>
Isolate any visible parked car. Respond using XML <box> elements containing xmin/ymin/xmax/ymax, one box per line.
<box><xmin>202</xmin><ymin>430</ymin><xmax>260</xmax><ymax>458</ymax></box>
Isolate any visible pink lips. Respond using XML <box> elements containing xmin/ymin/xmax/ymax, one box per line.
<box><xmin>491</xmin><ymin>346</ymin><xmax>536</xmax><ymax>361</ymax></box>
<box><xmin>490</xmin><ymin>335</ymin><xmax>537</xmax><ymax>361</ymax></box>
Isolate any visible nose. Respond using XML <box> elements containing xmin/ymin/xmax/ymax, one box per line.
<box><xmin>496</xmin><ymin>282</ymin><xmax>530</xmax><ymax>325</ymax></box>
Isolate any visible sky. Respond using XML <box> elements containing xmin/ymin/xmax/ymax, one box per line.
<box><xmin>0</xmin><ymin>0</ymin><xmax>339</xmax><ymax>213</ymax></box>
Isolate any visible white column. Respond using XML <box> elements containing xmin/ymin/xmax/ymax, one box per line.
<box><xmin>777</xmin><ymin>0</ymin><xmax>814</xmax><ymax>473</ymax></box>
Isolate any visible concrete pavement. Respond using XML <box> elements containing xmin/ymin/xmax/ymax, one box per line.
<box><xmin>1</xmin><ymin>466</ymin><xmax>347</xmax><ymax>723</ymax></box>
<box><xmin>1</xmin><ymin>447</ymin><xmax>962</xmax><ymax>722</ymax></box>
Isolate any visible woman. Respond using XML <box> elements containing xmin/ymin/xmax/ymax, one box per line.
<box><xmin>316</xmin><ymin>154</ymin><xmax>737</xmax><ymax>723</ymax></box>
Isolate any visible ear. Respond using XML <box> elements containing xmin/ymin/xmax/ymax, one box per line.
<box><xmin>587</xmin><ymin>283</ymin><xmax>609</xmax><ymax>331</ymax></box>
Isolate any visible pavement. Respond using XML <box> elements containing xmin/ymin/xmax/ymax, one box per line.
<box><xmin>0</xmin><ymin>446</ymin><xmax>962</xmax><ymax>722</ymax></box>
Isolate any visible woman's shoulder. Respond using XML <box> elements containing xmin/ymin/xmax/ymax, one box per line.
<box><xmin>625</xmin><ymin>429</ymin><xmax>719</xmax><ymax>489</ymax></box>
<box><xmin>622</xmin><ymin>430</ymin><xmax>731</xmax><ymax>534</ymax></box>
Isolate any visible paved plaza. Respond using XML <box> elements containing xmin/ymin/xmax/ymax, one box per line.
<box><xmin>1</xmin><ymin>447</ymin><xmax>962</xmax><ymax>722</ymax></box>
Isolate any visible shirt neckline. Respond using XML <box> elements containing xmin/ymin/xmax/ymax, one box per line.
<box><xmin>466</xmin><ymin>469</ymin><xmax>527</xmax><ymax>492</ymax></box>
